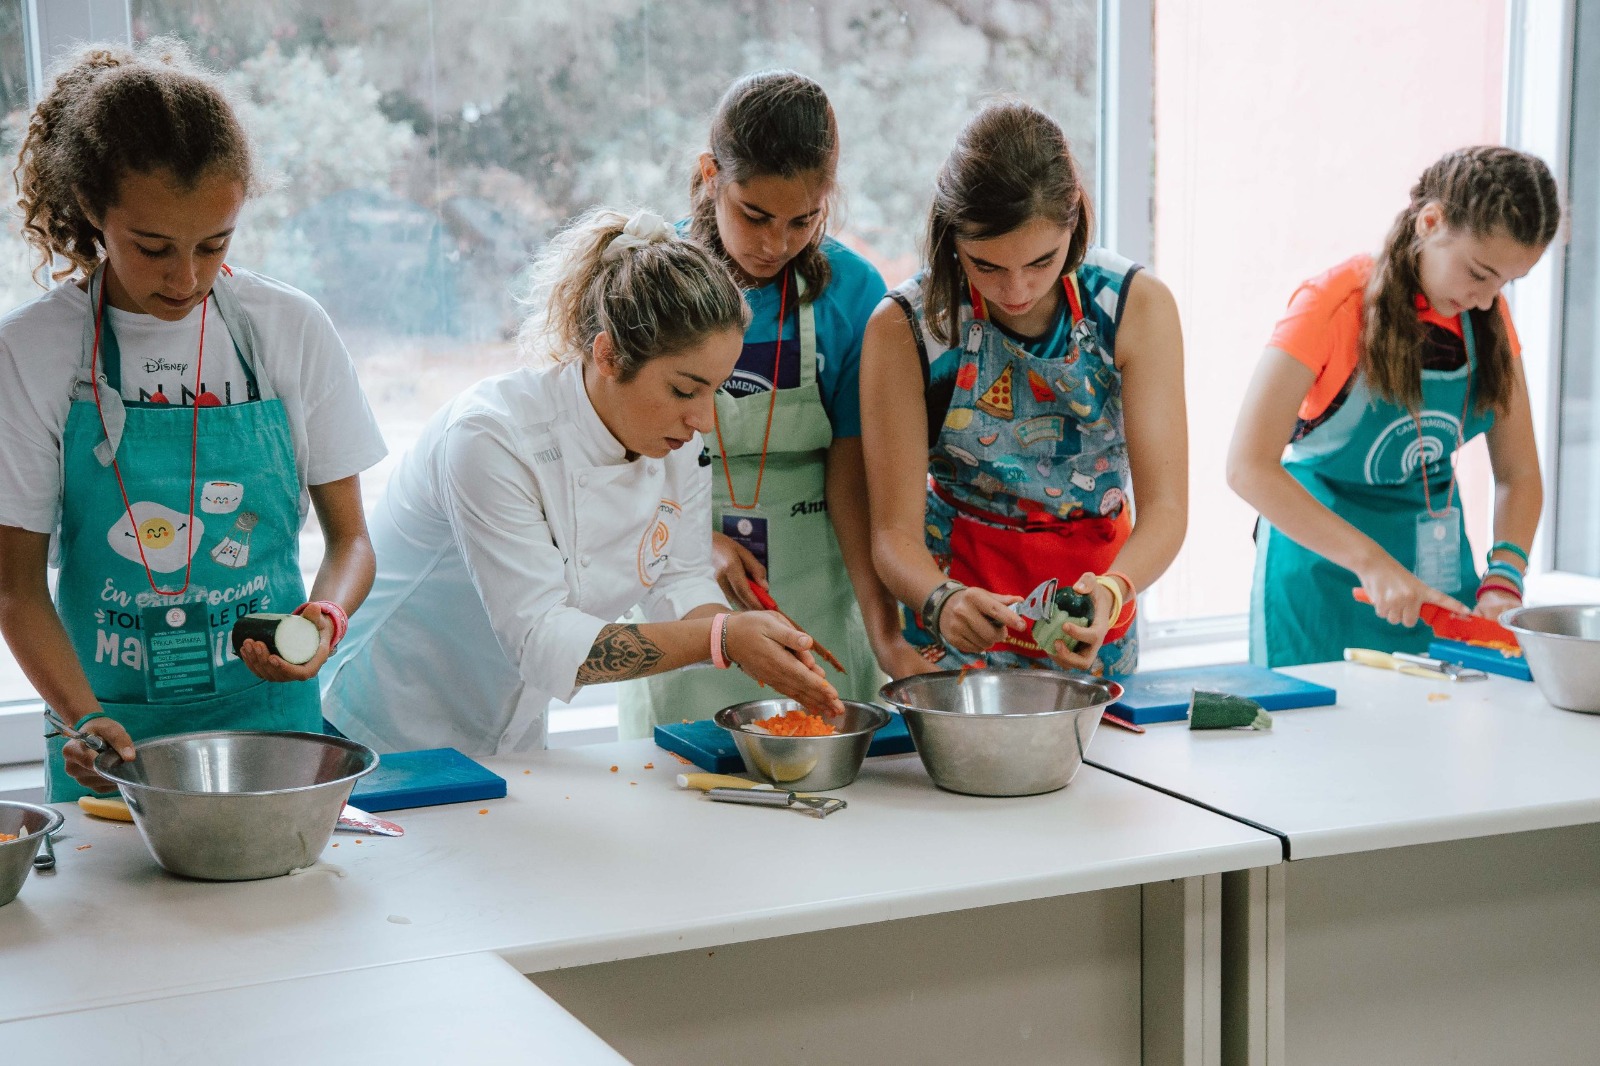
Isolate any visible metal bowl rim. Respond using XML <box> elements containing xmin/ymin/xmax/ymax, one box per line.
<box><xmin>880</xmin><ymin>672</ymin><xmax>1124</xmax><ymax>719</ymax></box>
<box><xmin>93</xmin><ymin>729</ymin><xmax>378</xmax><ymax>798</ymax></box>
<box><xmin>0</xmin><ymin>799</ymin><xmax>64</xmax><ymax>842</ymax></box>
<box><xmin>1503</xmin><ymin>604</ymin><xmax>1600</xmax><ymax>645</ymax></box>
<box><xmin>713</xmin><ymin>699</ymin><xmax>892</xmax><ymax>740</ymax></box>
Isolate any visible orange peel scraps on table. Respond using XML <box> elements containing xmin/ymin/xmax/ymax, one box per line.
<box><xmin>750</xmin><ymin>710</ymin><xmax>838</xmax><ymax>737</ymax></box>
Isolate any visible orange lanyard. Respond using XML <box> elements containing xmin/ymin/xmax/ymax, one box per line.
<box><xmin>1413</xmin><ymin>312</ymin><xmax>1475</xmax><ymax>519</ymax></box>
<box><xmin>713</xmin><ymin>268</ymin><xmax>788</xmax><ymax>511</ymax></box>
<box><xmin>89</xmin><ymin>275</ymin><xmax>208</xmax><ymax>596</ymax></box>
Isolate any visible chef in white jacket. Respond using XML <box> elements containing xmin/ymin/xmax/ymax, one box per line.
<box><xmin>322</xmin><ymin>209</ymin><xmax>841</xmax><ymax>754</ymax></box>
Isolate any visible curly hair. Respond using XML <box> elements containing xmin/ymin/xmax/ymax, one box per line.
<box><xmin>12</xmin><ymin>37</ymin><xmax>255</xmax><ymax>284</ymax></box>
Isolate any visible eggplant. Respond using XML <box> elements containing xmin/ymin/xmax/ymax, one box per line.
<box><xmin>231</xmin><ymin>612</ymin><xmax>320</xmax><ymax>665</ymax></box>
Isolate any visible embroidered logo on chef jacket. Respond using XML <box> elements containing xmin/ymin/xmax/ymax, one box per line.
<box><xmin>637</xmin><ymin>498</ymin><xmax>682</xmax><ymax>586</ymax></box>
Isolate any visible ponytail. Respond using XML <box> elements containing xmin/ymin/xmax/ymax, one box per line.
<box><xmin>519</xmin><ymin>208</ymin><xmax>749</xmax><ymax>378</ymax></box>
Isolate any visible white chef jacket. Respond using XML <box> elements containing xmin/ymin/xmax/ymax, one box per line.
<box><xmin>322</xmin><ymin>360</ymin><xmax>726</xmax><ymax>754</ymax></box>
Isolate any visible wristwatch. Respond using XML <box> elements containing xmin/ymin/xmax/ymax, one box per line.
<box><xmin>921</xmin><ymin>579</ymin><xmax>967</xmax><ymax>640</ymax></box>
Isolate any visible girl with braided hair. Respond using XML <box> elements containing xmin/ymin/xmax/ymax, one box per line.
<box><xmin>1229</xmin><ymin>146</ymin><xmax>1561</xmax><ymax>667</ymax></box>
<box><xmin>0</xmin><ymin>40</ymin><xmax>387</xmax><ymax>799</ymax></box>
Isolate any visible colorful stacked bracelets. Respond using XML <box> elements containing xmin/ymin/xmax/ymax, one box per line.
<box><xmin>1477</xmin><ymin>541</ymin><xmax>1528</xmax><ymax>603</ymax></box>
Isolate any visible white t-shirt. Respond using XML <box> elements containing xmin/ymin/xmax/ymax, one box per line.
<box><xmin>0</xmin><ymin>268</ymin><xmax>387</xmax><ymax>536</ymax></box>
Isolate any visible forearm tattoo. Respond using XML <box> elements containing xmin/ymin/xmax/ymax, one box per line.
<box><xmin>577</xmin><ymin>624</ymin><xmax>666</xmax><ymax>683</ymax></box>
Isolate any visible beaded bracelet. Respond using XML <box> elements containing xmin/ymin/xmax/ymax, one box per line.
<box><xmin>709</xmin><ymin>613</ymin><xmax>732</xmax><ymax>669</ymax></box>
<box><xmin>1488</xmin><ymin>540</ymin><xmax>1530</xmax><ymax>566</ymax></box>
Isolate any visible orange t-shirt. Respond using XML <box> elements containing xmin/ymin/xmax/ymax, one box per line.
<box><xmin>1267</xmin><ymin>254</ymin><xmax>1521</xmax><ymax>421</ymax></box>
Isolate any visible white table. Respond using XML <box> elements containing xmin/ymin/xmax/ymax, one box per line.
<box><xmin>3</xmin><ymin>952</ymin><xmax>627</xmax><ymax>1065</ymax></box>
<box><xmin>2</xmin><ymin>740</ymin><xmax>1279</xmax><ymax>1065</ymax></box>
<box><xmin>1086</xmin><ymin>662</ymin><xmax>1600</xmax><ymax>1066</ymax></box>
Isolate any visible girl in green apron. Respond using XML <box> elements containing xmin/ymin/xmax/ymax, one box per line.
<box><xmin>1230</xmin><ymin>146</ymin><xmax>1561</xmax><ymax>667</ymax></box>
<box><xmin>861</xmin><ymin>101</ymin><xmax>1189</xmax><ymax>680</ymax></box>
<box><xmin>617</xmin><ymin>71</ymin><xmax>916</xmax><ymax>737</ymax></box>
<box><xmin>0</xmin><ymin>41</ymin><xmax>386</xmax><ymax>799</ymax></box>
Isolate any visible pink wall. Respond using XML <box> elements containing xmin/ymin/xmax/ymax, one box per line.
<box><xmin>1148</xmin><ymin>0</ymin><xmax>1508</xmax><ymax>623</ymax></box>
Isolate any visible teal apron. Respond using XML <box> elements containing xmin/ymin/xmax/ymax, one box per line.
<box><xmin>46</xmin><ymin>267</ymin><xmax>321</xmax><ymax>801</ymax></box>
<box><xmin>616</xmin><ymin>274</ymin><xmax>882</xmax><ymax>738</ymax></box>
<box><xmin>1251</xmin><ymin>313</ymin><xmax>1493</xmax><ymax>667</ymax></box>
<box><xmin>911</xmin><ymin>275</ymin><xmax>1138</xmax><ymax>679</ymax></box>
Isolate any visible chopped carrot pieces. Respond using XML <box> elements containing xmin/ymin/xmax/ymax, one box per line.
<box><xmin>76</xmin><ymin>844</ymin><xmax>91</xmax><ymax>851</ymax></box>
<box><xmin>750</xmin><ymin>710</ymin><xmax>837</xmax><ymax>737</ymax></box>
<box><xmin>609</xmin><ymin>765</ymin><xmax>619</xmax><ymax>772</ymax></box>
<box><xmin>478</xmin><ymin>808</ymin><xmax>488</xmax><ymax>814</ymax></box>
<box><xmin>0</xmin><ymin>831</ymin><xmax>16</xmax><ymax>843</ymax></box>
<box><xmin>643</xmin><ymin>762</ymin><xmax>655</xmax><ymax>770</ymax></box>
<box><xmin>669</xmin><ymin>752</ymin><xmax>693</xmax><ymax>765</ymax></box>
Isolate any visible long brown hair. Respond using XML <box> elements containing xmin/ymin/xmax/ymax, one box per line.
<box><xmin>923</xmin><ymin>100</ymin><xmax>1095</xmax><ymax>349</ymax></box>
<box><xmin>688</xmin><ymin>69</ymin><xmax>837</xmax><ymax>302</ymax></box>
<box><xmin>1363</xmin><ymin>146</ymin><xmax>1560</xmax><ymax>414</ymax></box>
<box><xmin>519</xmin><ymin>208</ymin><xmax>749</xmax><ymax>380</ymax></box>
<box><xmin>13</xmin><ymin>38</ymin><xmax>256</xmax><ymax>284</ymax></box>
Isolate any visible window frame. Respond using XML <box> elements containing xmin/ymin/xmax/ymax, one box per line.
<box><xmin>1</xmin><ymin>0</ymin><xmax>1143</xmax><ymax>764</ymax></box>
<box><xmin>1503</xmin><ymin>0</ymin><xmax>1600</xmax><ymax>601</ymax></box>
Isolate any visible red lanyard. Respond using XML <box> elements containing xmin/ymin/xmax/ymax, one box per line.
<box><xmin>1413</xmin><ymin>312</ymin><xmax>1475</xmax><ymax>519</ymax></box>
<box><xmin>969</xmin><ymin>274</ymin><xmax>1085</xmax><ymax>328</ymax></box>
<box><xmin>89</xmin><ymin>275</ymin><xmax>208</xmax><ymax>596</ymax></box>
<box><xmin>713</xmin><ymin>268</ymin><xmax>788</xmax><ymax>510</ymax></box>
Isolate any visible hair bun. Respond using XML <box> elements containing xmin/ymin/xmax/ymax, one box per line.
<box><xmin>603</xmin><ymin>210</ymin><xmax>673</xmax><ymax>261</ymax></box>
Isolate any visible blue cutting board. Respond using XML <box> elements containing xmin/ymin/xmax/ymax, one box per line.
<box><xmin>1429</xmin><ymin>638</ymin><xmax>1533</xmax><ymax>681</ymax></box>
<box><xmin>1112</xmin><ymin>663</ymin><xmax>1338</xmax><ymax>725</ymax></box>
<box><xmin>349</xmin><ymin>747</ymin><xmax>508</xmax><ymax>812</ymax></box>
<box><xmin>655</xmin><ymin>711</ymin><xmax>915</xmax><ymax>774</ymax></box>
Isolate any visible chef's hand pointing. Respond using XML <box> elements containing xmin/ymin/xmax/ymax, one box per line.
<box><xmin>725</xmin><ymin>611</ymin><xmax>844</xmax><ymax>714</ymax></box>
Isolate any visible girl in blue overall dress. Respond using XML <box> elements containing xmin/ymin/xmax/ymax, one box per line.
<box><xmin>1230</xmin><ymin>147</ymin><xmax>1560</xmax><ymax>667</ymax></box>
<box><xmin>863</xmin><ymin>101</ymin><xmax>1189</xmax><ymax>680</ymax></box>
<box><xmin>0</xmin><ymin>41</ymin><xmax>385</xmax><ymax>798</ymax></box>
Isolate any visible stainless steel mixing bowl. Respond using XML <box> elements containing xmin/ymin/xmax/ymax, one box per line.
<box><xmin>880</xmin><ymin>669</ymin><xmax>1123</xmax><ymax>796</ymax></box>
<box><xmin>0</xmin><ymin>801</ymin><xmax>64</xmax><ymax>906</ymax></box>
<box><xmin>714</xmin><ymin>699</ymin><xmax>891</xmax><ymax>791</ymax></box>
<box><xmin>95</xmin><ymin>730</ymin><xmax>377</xmax><ymax>881</ymax></box>
<box><xmin>1502</xmin><ymin>605</ymin><xmax>1600</xmax><ymax>713</ymax></box>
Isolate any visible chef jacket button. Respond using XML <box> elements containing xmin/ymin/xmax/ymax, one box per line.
<box><xmin>578</xmin><ymin>474</ymin><xmax>589</xmax><ymax>488</ymax></box>
<box><xmin>647</xmin><ymin>462</ymin><xmax>658</xmax><ymax>476</ymax></box>
<box><xmin>580</xmin><ymin>554</ymin><xmax>592</xmax><ymax>567</ymax></box>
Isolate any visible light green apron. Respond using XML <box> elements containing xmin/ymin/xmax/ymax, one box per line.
<box><xmin>1251</xmin><ymin>313</ymin><xmax>1493</xmax><ymax>667</ymax></box>
<box><xmin>617</xmin><ymin>279</ymin><xmax>882</xmax><ymax>737</ymax></box>
<box><xmin>47</xmin><ymin>267</ymin><xmax>321</xmax><ymax>801</ymax></box>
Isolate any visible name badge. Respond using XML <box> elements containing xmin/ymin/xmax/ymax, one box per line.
<box><xmin>142</xmin><ymin>603</ymin><xmax>218</xmax><ymax>701</ymax></box>
<box><xmin>1413</xmin><ymin>508</ymin><xmax>1462</xmax><ymax>592</ymax></box>
<box><xmin>722</xmin><ymin>513</ymin><xmax>770</xmax><ymax>573</ymax></box>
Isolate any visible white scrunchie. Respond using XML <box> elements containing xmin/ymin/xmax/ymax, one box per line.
<box><xmin>603</xmin><ymin>210</ymin><xmax>674</xmax><ymax>261</ymax></box>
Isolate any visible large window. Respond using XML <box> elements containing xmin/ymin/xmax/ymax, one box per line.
<box><xmin>0</xmin><ymin>1</ymin><xmax>1099</xmax><ymax>721</ymax></box>
<box><xmin>1556</xmin><ymin>0</ymin><xmax>1600</xmax><ymax>577</ymax></box>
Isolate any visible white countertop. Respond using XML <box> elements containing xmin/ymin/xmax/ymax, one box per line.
<box><xmin>2</xmin><ymin>952</ymin><xmax>627</xmax><ymax>1065</ymax></box>
<box><xmin>1087</xmin><ymin>661</ymin><xmax>1600</xmax><ymax>860</ymax></box>
<box><xmin>1</xmin><ymin>739</ymin><xmax>1278</xmax><ymax>1024</ymax></box>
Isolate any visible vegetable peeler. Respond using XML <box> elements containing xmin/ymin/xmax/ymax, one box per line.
<box><xmin>705</xmin><ymin>786</ymin><xmax>847</xmax><ymax>818</ymax></box>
